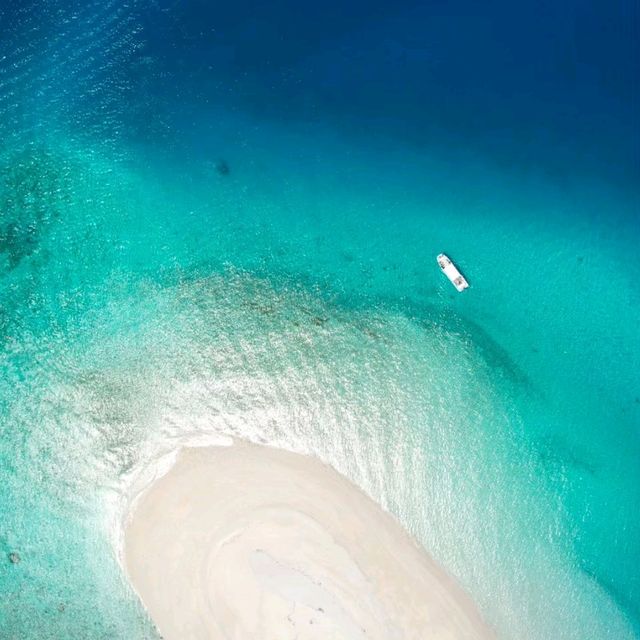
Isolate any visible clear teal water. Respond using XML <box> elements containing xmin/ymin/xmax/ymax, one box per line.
<box><xmin>0</xmin><ymin>2</ymin><xmax>639</xmax><ymax>638</ymax></box>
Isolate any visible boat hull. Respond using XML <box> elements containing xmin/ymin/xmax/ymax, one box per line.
<box><xmin>437</xmin><ymin>254</ymin><xmax>469</xmax><ymax>292</ymax></box>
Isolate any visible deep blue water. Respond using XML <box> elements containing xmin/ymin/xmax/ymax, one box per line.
<box><xmin>0</xmin><ymin>1</ymin><xmax>638</xmax><ymax>638</ymax></box>
<box><xmin>136</xmin><ymin>0</ymin><xmax>638</xmax><ymax>181</ymax></box>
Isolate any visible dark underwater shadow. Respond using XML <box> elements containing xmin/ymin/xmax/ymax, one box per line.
<box><xmin>0</xmin><ymin>145</ymin><xmax>72</xmax><ymax>271</ymax></box>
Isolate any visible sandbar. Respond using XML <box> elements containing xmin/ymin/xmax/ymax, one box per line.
<box><xmin>124</xmin><ymin>441</ymin><xmax>494</xmax><ymax>639</ymax></box>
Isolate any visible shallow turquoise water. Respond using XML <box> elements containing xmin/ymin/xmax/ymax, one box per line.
<box><xmin>1</xmin><ymin>2</ymin><xmax>639</xmax><ymax>638</ymax></box>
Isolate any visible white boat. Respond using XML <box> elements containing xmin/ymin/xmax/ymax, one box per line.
<box><xmin>437</xmin><ymin>253</ymin><xmax>469</xmax><ymax>292</ymax></box>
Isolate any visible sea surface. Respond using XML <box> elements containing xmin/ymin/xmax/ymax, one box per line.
<box><xmin>0</xmin><ymin>1</ymin><xmax>638</xmax><ymax>638</ymax></box>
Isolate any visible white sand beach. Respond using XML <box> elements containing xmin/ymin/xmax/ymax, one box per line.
<box><xmin>124</xmin><ymin>442</ymin><xmax>494</xmax><ymax>639</ymax></box>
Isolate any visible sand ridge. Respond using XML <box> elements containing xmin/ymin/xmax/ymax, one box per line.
<box><xmin>124</xmin><ymin>441</ymin><xmax>494</xmax><ymax>639</ymax></box>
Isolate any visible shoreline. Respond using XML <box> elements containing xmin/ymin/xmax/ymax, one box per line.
<box><xmin>123</xmin><ymin>440</ymin><xmax>494</xmax><ymax>639</ymax></box>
